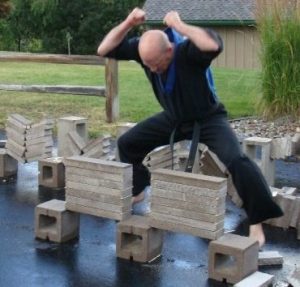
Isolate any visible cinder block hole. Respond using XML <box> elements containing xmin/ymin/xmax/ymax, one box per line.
<box><xmin>76</xmin><ymin>123</ymin><xmax>86</xmax><ymax>138</ymax></box>
<box><xmin>255</xmin><ymin>146</ymin><xmax>262</xmax><ymax>160</ymax></box>
<box><xmin>214</xmin><ymin>253</ymin><xmax>237</xmax><ymax>273</ymax></box>
<box><xmin>43</xmin><ymin>166</ymin><xmax>53</xmax><ymax>181</ymax></box>
<box><xmin>122</xmin><ymin>233</ymin><xmax>143</xmax><ymax>253</ymax></box>
<box><xmin>39</xmin><ymin>215</ymin><xmax>57</xmax><ymax>229</ymax></box>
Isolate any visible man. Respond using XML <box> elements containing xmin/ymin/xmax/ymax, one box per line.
<box><xmin>97</xmin><ymin>8</ymin><xmax>283</xmax><ymax>247</ymax></box>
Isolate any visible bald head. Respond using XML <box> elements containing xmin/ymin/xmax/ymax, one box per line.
<box><xmin>138</xmin><ymin>30</ymin><xmax>174</xmax><ymax>73</ymax></box>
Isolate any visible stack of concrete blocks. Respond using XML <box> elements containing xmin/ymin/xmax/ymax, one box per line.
<box><xmin>68</xmin><ymin>131</ymin><xmax>112</xmax><ymax>159</ymax></box>
<box><xmin>0</xmin><ymin>148</ymin><xmax>18</xmax><ymax>178</ymax></box>
<box><xmin>264</xmin><ymin>187</ymin><xmax>300</xmax><ymax>239</ymax></box>
<box><xmin>116</xmin><ymin>215</ymin><xmax>164</xmax><ymax>262</ymax></box>
<box><xmin>5</xmin><ymin>114</ymin><xmax>54</xmax><ymax>163</ymax></box>
<box><xmin>35</xmin><ymin>199</ymin><xmax>79</xmax><ymax>243</ymax></box>
<box><xmin>271</xmin><ymin>132</ymin><xmax>300</xmax><ymax>159</ymax></box>
<box><xmin>38</xmin><ymin>157</ymin><xmax>65</xmax><ymax>188</ymax></box>
<box><xmin>243</xmin><ymin>137</ymin><xmax>274</xmax><ymax>186</ymax></box>
<box><xmin>57</xmin><ymin>116</ymin><xmax>88</xmax><ymax>157</ymax></box>
<box><xmin>198</xmin><ymin>144</ymin><xmax>243</xmax><ymax>207</ymax></box>
<box><xmin>208</xmin><ymin>234</ymin><xmax>259</xmax><ymax>284</ymax></box>
<box><xmin>150</xmin><ymin>168</ymin><xmax>227</xmax><ymax>240</ymax></box>
<box><xmin>82</xmin><ymin>135</ymin><xmax>112</xmax><ymax>160</ymax></box>
<box><xmin>143</xmin><ymin>144</ymin><xmax>180</xmax><ymax>171</ymax></box>
<box><xmin>64</xmin><ymin>156</ymin><xmax>132</xmax><ymax>221</ymax></box>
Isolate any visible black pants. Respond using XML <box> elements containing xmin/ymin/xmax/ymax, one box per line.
<box><xmin>118</xmin><ymin>106</ymin><xmax>283</xmax><ymax>224</ymax></box>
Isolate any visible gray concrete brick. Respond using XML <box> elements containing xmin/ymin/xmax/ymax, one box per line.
<box><xmin>117</xmin><ymin>215</ymin><xmax>163</xmax><ymax>262</ymax></box>
<box><xmin>150</xmin><ymin>212</ymin><xmax>224</xmax><ymax>231</ymax></box>
<box><xmin>6</xmin><ymin>149</ymin><xmax>26</xmax><ymax>163</ymax></box>
<box><xmin>209</xmin><ymin>234</ymin><xmax>259</xmax><ymax>284</ymax></box>
<box><xmin>38</xmin><ymin>157</ymin><xmax>65</xmax><ymax>188</ymax></box>
<box><xmin>151</xmin><ymin>195</ymin><xmax>225</xmax><ymax>215</ymax></box>
<box><xmin>152</xmin><ymin>180</ymin><xmax>227</xmax><ymax>197</ymax></box>
<box><xmin>64</xmin><ymin>156</ymin><xmax>132</xmax><ymax>176</ymax></box>
<box><xmin>233</xmin><ymin>271</ymin><xmax>274</xmax><ymax>287</ymax></box>
<box><xmin>0</xmin><ymin>148</ymin><xmax>18</xmax><ymax>178</ymax></box>
<box><xmin>10</xmin><ymin>113</ymin><xmax>32</xmax><ymax>127</ymax></box>
<box><xmin>149</xmin><ymin>217</ymin><xmax>223</xmax><ymax>240</ymax></box>
<box><xmin>290</xmin><ymin>197</ymin><xmax>300</xmax><ymax>228</ymax></box>
<box><xmin>65</xmin><ymin>201</ymin><xmax>131</xmax><ymax>221</ymax></box>
<box><xmin>288</xmin><ymin>267</ymin><xmax>300</xmax><ymax>287</ymax></box>
<box><xmin>151</xmin><ymin>168</ymin><xmax>227</xmax><ymax>190</ymax></box>
<box><xmin>35</xmin><ymin>199</ymin><xmax>79</xmax><ymax>243</ymax></box>
<box><xmin>5</xmin><ymin>139</ymin><xmax>25</xmax><ymax>157</ymax></box>
<box><xmin>66</xmin><ymin>188</ymin><xmax>131</xmax><ymax>206</ymax></box>
<box><xmin>68</xmin><ymin>131</ymin><xmax>86</xmax><ymax>151</ymax></box>
<box><xmin>6</xmin><ymin>127</ymin><xmax>25</xmax><ymax>146</ymax></box>
<box><xmin>258</xmin><ymin>251</ymin><xmax>283</xmax><ymax>266</ymax></box>
<box><xmin>151</xmin><ymin>204</ymin><xmax>225</xmax><ymax>223</ymax></box>
<box><xmin>66</xmin><ymin>171</ymin><xmax>132</xmax><ymax>191</ymax></box>
<box><xmin>65</xmin><ymin>195</ymin><xmax>130</xmax><ymax>213</ymax></box>
<box><xmin>6</xmin><ymin>117</ymin><xmax>27</xmax><ymax>134</ymax></box>
<box><xmin>57</xmin><ymin>116</ymin><xmax>88</xmax><ymax>157</ymax></box>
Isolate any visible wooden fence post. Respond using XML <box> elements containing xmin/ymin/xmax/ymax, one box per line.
<box><xmin>105</xmin><ymin>58</ymin><xmax>119</xmax><ymax>123</ymax></box>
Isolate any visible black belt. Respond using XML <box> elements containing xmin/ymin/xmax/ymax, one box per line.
<box><xmin>170</xmin><ymin>120</ymin><xmax>201</xmax><ymax>173</ymax></box>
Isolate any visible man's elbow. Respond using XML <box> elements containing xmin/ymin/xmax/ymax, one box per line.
<box><xmin>97</xmin><ymin>46</ymin><xmax>106</xmax><ymax>57</ymax></box>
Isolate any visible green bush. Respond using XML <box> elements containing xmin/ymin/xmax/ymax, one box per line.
<box><xmin>256</xmin><ymin>0</ymin><xmax>300</xmax><ymax>118</ymax></box>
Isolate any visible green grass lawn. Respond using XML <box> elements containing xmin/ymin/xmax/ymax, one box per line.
<box><xmin>0</xmin><ymin>61</ymin><xmax>261</xmax><ymax>136</ymax></box>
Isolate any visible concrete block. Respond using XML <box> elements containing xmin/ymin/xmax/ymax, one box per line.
<box><xmin>291</xmin><ymin>133</ymin><xmax>300</xmax><ymax>157</ymax></box>
<box><xmin>68</xmin><ymin>131</ymin><xmax>86</xmax><ymax>151</ymax></box>
<box><xmin>233</xmin><ymin>271</ymin><xmax>274</xmax><ymax>287</ymax></box>
<box><xmin>288</xmin><ymin>267</ymin><xmax>300</xmax><ymax>287</ymax></box>
<box><xmin>290</xmin><ymin>197</ymin><xmax>300</xmax><ymax>228</ymax></box>
<box><xmin>6</xmin><ymin>127</ymin><xmax>26</xmax><ymax>146</ymax></box>
<box><xmin>64</xmin><ymin>156</ymin><xmax>132</xmax><ymax>176</ymax></box>
<box><xmin>38</xmin><ymin>157</ymin><xmax>65</xmax><ymax>188</ymax></box>
<box><xmin>9</xmin><ymin>113</ymin><xmax>32</xmax><ymax>127</ymax></box>
<box><xmin>5</xmin><ymin>139</ymin><xmax>26</xmax><ymax>157</ymax></box>
<box><xmin>0</xmin><ymin>140</ymin><xmax>7</xmax><ymax>148</ymax></box>
<box><xmin>6</xmin><ymin>149</ymin><xmax>26</xmax><ymax>163</ymax></box>
<box><xmin>6</xmin><ymin>117</ymin><xmax>27</xmax><ymax>134</ymax></box>
<box><xmin>243</xmin><ymin>137</ymin><xmax>274</xmax><ymax>186</ymax></box>
<box><xmin>258</xmin><ymin>251</ymin><xmax>283</xmax><ymax>266</ymax></box>
<box><xmin>151</xmin><ymin>168</ymin><xmax>227</xmax><ymax>190</ymax></box>
<box><xmin>65</xmin><ymin>201</ymin><xmax>130</xmax><ymax>221</ymax></box>
<box><xmin>35</xmin><ymin>199</ymin><xmax>79</xmax><ymax>243</ymax></box>
<box><xmin>57</xmin><ymin>116</ymin><xmax>88</xmax><ymax>157</ymax></box>
<box><xmin>116</xmin><ymin>215</ymin><xmax>163</xmax><ymax>262</ymax></box>
<box><xmin>208</xmin><ymin>234</ymin><xmax>259</xmax><ymax>284</ymax></box>
<box><xmin>0</xmin><ymin>148</ymin><xmax>18</xmax><ymax>177</ymax></box>
<box><xmin>149</xmin><ymin>217</ymin><xmax>223</xmax><ymax>240</ymax></box>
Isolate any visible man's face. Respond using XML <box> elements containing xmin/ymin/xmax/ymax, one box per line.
<box><xmin>142</xmin><ymin>48</ymin><xmax>173</xmax><ymax>74</ymax></box>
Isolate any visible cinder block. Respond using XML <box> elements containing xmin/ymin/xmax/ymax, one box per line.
<box><xmin>233</xmin><ymin>271</ymin><xmax>274</xmax><ymax>287</ymax></box>
<box><xmin>38</xmin><ymin>157</ymin><xmax>65</xmax><ymax>188</ymax></box>
<box><xmin>57</xmin><ymin>116</ymin><xmax>88</xmax><ymax>157</ymax></box>
<box><xmin>35</xmin><ymin>199</ymin><xmax>79</xmax><ymax>243</ymax></box>
<box><xmin>287</xmin><ymin>267</ymin><xmax>300</xmax><ymax>287</ymax></box>
<box><xmin>258</xmin><ymin>251</ymin><xmax>283</xmax><ymax>266</ymax></box>
<box><xmin>243</xmin><ymin>137</ymin><xmax>274</xmax><ymax>186</ymax></box>
<box><xmin>209</xmin><ymin>234</ymin><xmax>259</xmax><ymax>284</ymax></box>
<box><xmin>116</xmin><ymin>215</ymin><xmax>163</xmax><ymax>262</ymax></box>
<box><xmin>0</xmin><ymin>148</ymin><xmax>18</xmax><ymax>178</ymax></box>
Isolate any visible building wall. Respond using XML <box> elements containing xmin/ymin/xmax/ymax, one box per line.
<box><xmin>212</xmin><ymin>26</ymin><xmax>261</xmax><ymax>69</ymax></box>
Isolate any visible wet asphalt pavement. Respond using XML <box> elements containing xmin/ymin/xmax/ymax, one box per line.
<box><xmin>0</xmin><ymin>134</ymin><xmax>300</xmax><ymax>287</ymax></box>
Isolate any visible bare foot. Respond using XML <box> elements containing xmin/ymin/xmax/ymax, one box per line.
<box><xmin>132</xmin><ymin>191</ymin><xmax>144</xmax><ymax>204</ymax></box>
<box><xmin>249</xmin><ymin>223</ymin><xmax>265</xmax><ymax>248</ymax></box>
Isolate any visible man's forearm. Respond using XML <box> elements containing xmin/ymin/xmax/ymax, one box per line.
<box><xmin>97</xmin><ymin>7</ymin><xmax>145</xmax><ymax>57</ymax></box>
<box><xmin>163</xmin><ymin>11</ymin><xmax>220</xmax><ymax>52</ymax></box>
<box><xmin>97</xmin><ymin>20</ymin><xmax>131</xmax><ymax>56</ymax></box>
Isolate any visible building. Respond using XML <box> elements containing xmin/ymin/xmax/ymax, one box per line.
<box><xmin>143</xmin><ymin>0</ymin><xmax>260</xmax><ymax>69</ymax></box>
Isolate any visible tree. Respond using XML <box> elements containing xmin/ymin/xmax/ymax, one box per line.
<box><xmin>0</xmin><ymin>0</ymin><xmax>11</xmax><ymax>18</ymax></box>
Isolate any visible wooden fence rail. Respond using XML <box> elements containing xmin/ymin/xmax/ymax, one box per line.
<box><xmin>0</xmin><ymin>52</ymin><xmax>118</xmax><ymax>123</ymax></box>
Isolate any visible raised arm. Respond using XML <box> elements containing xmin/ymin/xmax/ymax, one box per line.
<box><xmin>163</xmin><ymin>11</ymin><xmax>220</xmax><ymax>52</ymax></box>
<box><xmin>97</xmin><ymin>8</ymin><xmax>145</xmax><ymax>56</ymax></box>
